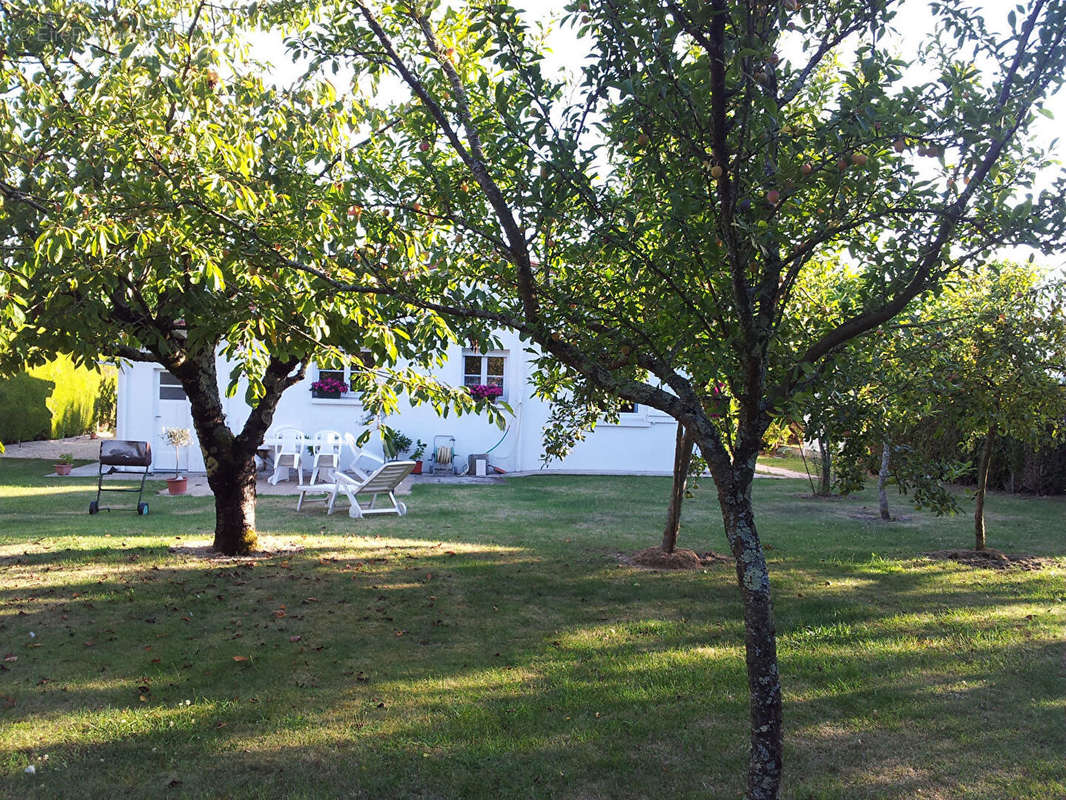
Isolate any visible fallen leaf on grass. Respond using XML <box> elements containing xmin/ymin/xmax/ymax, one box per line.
<box><xmin>289</xmin><ymin>635</ymin><xmax>301</xmax><ymax>643</ymax></box>
<box><xmin>3</xmin><ymin>655</ymin><xmax>16</xmax><ymax>663</ymax></box>
<box><xmin>83</xmin><ymin>641</ymin><xmax>95</xmax><ymax>648</ymax></box>
<box><xmin>232</xmin><ymin>656</ymin><xmax>249</xmax><ymax>662</ymax></box>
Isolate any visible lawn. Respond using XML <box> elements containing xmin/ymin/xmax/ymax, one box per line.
<box><xmin>1</xmin><ymin>458</ymin><xmax>1064</xmax><ymax>799</ymax></box>
<box><xmin>757</xmin><ymin>449</ymin><xmax>823</xmax><ymax>481</ymax></box>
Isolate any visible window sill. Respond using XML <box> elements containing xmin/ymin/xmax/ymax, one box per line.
<box><xmin>601</xmin><ymin>415</ymin><xmax>651</xmax><ymax>428</ymax></box>
<box><xmin>310</xmin><ymin>397</ymin><xmax>363</xmax><ymax>406</ymax></box>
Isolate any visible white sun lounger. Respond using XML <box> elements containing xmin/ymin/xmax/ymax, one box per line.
<box><xmin>296</xmin><ymin>460</ymin><xmax>415</xmax><ymax>519</ymax></box>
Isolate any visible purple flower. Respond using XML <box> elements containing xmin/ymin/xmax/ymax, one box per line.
<box><xmin>469</xmin><ymin>384</ymin><xmax>503</xmax><ymax>400</ymax></box>
<box><xmin>311</xmin><ymin>377</ymin><xmax>349</xmax><ymax>395</ymax></box>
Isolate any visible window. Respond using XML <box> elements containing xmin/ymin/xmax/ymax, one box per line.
<box><xmin>313</xmin><ymin>351</ymin><xmax>374</xmax><ymax>400</ymax></box>
<box><xmin>462</xmin><ymin>349</ymin><xmax>507</xmax><ymax>399</ymax></box>
<box><xmin>158</xmin><ymin>371</ymin><xmax>187</xmax><ymax>401</ymax></box>
<box><xmin>600</xmin><ymin>399</ymin><xmax>648</xmax><ymax>427</ymax></box>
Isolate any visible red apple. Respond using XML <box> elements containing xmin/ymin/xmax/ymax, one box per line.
<box><xmin>800</xmin><ymin>162</ymin><xmax>813</xmax><ymax>176</ymax></box>
<box><xmin>637</xmin><ymin>132</ymin><xmax>650</xmax><ymax>147</ymax></box>
<box><xmin>767</xmin><ymin>189</ymin><xmax>781</xmax><ymax>205</ymax></box>
<box><xmin>893</xmin><ymin>138</ymin><xmax>906</xmax><ymax>153</ymax></box>
<box><xmin>419</xmin><ymin>140</ymin><xmax>430</xmax><ymax>152</ymax></box>
<box><xmin>851</xmin><ymin>152</ymin><xmax>868</xmax><ymax>167</ymax></box>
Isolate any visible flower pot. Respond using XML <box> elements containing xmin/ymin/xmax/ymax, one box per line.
<box><xmin>54</xmin><ymin>463</ymin><xmax>72</xmax><ymax>476</ymax></box>
<box><xmin>314</xmin><ymin>391</ymin><xmax>342</xmax><ymax>399</ymax></box>
<box><xmin>412</xmin><ymin>460</ymin><xmax>423</xmax><ymax>475</ymax></box>
<box><xmin>166</xmin><ymin>476</ymin><xmax>188</xmax><ymax>496</ymax></box>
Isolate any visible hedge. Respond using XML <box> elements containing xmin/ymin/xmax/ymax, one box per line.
<box><xmin>0</xmin><ymin>356</ymin><xmax>114</xmax><ymax>443</ymax></box>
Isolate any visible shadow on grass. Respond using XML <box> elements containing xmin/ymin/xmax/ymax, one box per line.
<box><xmin>2</xmin><ymin>464</ymin><xmax>1065</xmax><ymax>798</ymax></box>
<box><xmin>3</xmin><ymin>532</ymin><xmax>1064</xmax><ymax>799</ymax></box>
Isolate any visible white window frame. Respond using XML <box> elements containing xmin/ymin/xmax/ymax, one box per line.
<box><xmin>311</xmin><ymin>351</ymin><xmax>373</xmax><ymax>405</ymax></box>
<box><xmin>461</xmin><ymin>349</ymin><xmax>508</xmax><ymax>401</ymax></box>
<box><xmin>602</xmin><ymin>401</ymin><xmax>650</xmax><ymax>428</ymax></box>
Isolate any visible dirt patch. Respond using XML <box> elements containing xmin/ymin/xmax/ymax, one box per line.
<box><xmin>168</xmin><ymin>541</ymin><xmax>305</xmax><ymax>562</ymax></box>
<box><xmin>620</xmin><ymin>547</ymin><xmax>730</xmax><ymax>571</ymax></box>
<box><xmin>923</xmin><ymin>548</ymin><xmax>1052</xmax><ymax>571</ymax></box>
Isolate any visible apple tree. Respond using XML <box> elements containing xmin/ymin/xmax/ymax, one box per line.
<box><xmin>0</xmin><ymin>0</ymin><xmax>490</xmax><ymax>554</ymax></box>
<box><xmin>274</xmin><ymin>0</ymin><xmax>1066</xmax><ymax>794</ymax></box>
<box><xmin>825</xmin><ymin>262</ymin><xmax>1066</xmax><ymax>545</ymax></box>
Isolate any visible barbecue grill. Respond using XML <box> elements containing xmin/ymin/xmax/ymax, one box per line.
<box><xmin>89</xmin><ymin>440</ymin><xmax>152</xmax><ymax>515</ymax></box>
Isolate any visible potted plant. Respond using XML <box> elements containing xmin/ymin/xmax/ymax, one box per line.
<box><xmin>163</xmin><ymin>427</ymin><xmax>191</xmax><ymax>495</ymax></box>
<box><xmin>411</xmin><ymin>439</ymin><xmax>427</xmax><ymax>474</ymax></box>
<box><xmin>383</xmin><ymin>430</ymin><xmax>413</xmax><ymax>462</ymax></box>
<box><xmin>310</xmin><ymin>376</ymin><xmax>349</xmax><ymax>399</ymax></box>
<box><xmin>54</xmin><ymin>452</ymin><xmax>74</xmax><ymax>476</ymax></box>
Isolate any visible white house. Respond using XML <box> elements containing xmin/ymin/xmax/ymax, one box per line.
<box><xmin>116</xmin><ymin>329</ymin><xmax>682</xmax><ymax>476</ymax></box>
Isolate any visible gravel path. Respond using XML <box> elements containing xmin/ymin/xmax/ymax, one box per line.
<box><xmin>0</xmin><ymin>433</ymin><xmax>111</xmax><ymax>462</ymax></box>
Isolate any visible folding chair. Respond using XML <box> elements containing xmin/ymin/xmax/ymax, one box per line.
<box><xmin>342</xmin><ymin>432</ymin><xmax>386</xmax><ymax>480</ymax></box>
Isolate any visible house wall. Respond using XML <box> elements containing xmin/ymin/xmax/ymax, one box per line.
<box><xmin>116</xmin><ymin>331</ymin><xmax>682</xmax><ymax>475</ymax></box>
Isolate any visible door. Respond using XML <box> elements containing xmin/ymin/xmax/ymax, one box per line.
<box><xmin>153</xmin><ymin>370</ymin><xmax>193</xmax><ymax>473</ymax></box>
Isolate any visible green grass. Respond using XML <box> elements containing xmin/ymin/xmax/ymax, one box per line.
<box><xmin>1</xmin><ymin>458</ymin><xmax>1064</xmax><ymax>799</ymax></box>
<box><xmin>757</xmin><ymin>449</ymin><xmax>820</xmax><ymax>479</ymax></box>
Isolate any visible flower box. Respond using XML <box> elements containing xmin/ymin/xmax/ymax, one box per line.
<box><xmin>469</xmin><ymin>384</ymin><xmax>503</xmax><ymax>402</ymax></box>
<box><xmin>311</xmin><ymin>377</ymin><xmax>349</xmax><ymax>399</ymax></box>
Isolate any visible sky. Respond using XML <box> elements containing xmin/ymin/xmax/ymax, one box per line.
<box><xmin>252</xmin><ymin>0</ymin><xmax>1066</xmax><ymax>271</ymax></box>
<box><xmin>255</xmin><ymin>0</ymin><xmax>1066</xmax><ymax>153</ymax></box>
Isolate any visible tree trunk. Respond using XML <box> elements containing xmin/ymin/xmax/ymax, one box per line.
<box><xmin>661</xmin><ymin>422</ymin><xmax>697</xmax><ymax>553</ymax></box>
<box><xmin>209</xmin><ymin>458</ymin><xmax>259</xmax><ymax>554</ymax></box>
<box><xmin>817</xmin><ymin>437</ymin><xmax>832</xmax><ymax>496</ymax></box>
<box><xmin>714</xmin><ymin>469</ymin><xmax>782</xmax><ymax>800</ymax></box>
<box><xmin>974</xmin><ymin>431</ymin><xmax>995</xmax><ymax>551</ymax></box>
<box><xmin>877</xmin><ymin>440</ymin><xmax>891</xmax><ymax>521</ymax></box>
<box><xmin>163</xmin><ymin>347</ymin><xmax>306</xmax><ymax>556</ymax></box>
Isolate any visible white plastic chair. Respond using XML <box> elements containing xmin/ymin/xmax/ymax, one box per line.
<box><xmin>296</xmin><ymin>460</ymin><xmax>415</xmax><ymax>519</ymax></box>
<box><xmin>310</xmin><ymin>429</ymin><xmax>344</xmax><ymax>484</ymax></box>
<box><xmin>342</xmin><ymin>432</ymin><xmax>386</xmax><ymax>480</ymax></box>
<box><xmin>269</xmin><ymin>427</ymin><xmax>306</xmax><ymax>485</ymax></box>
